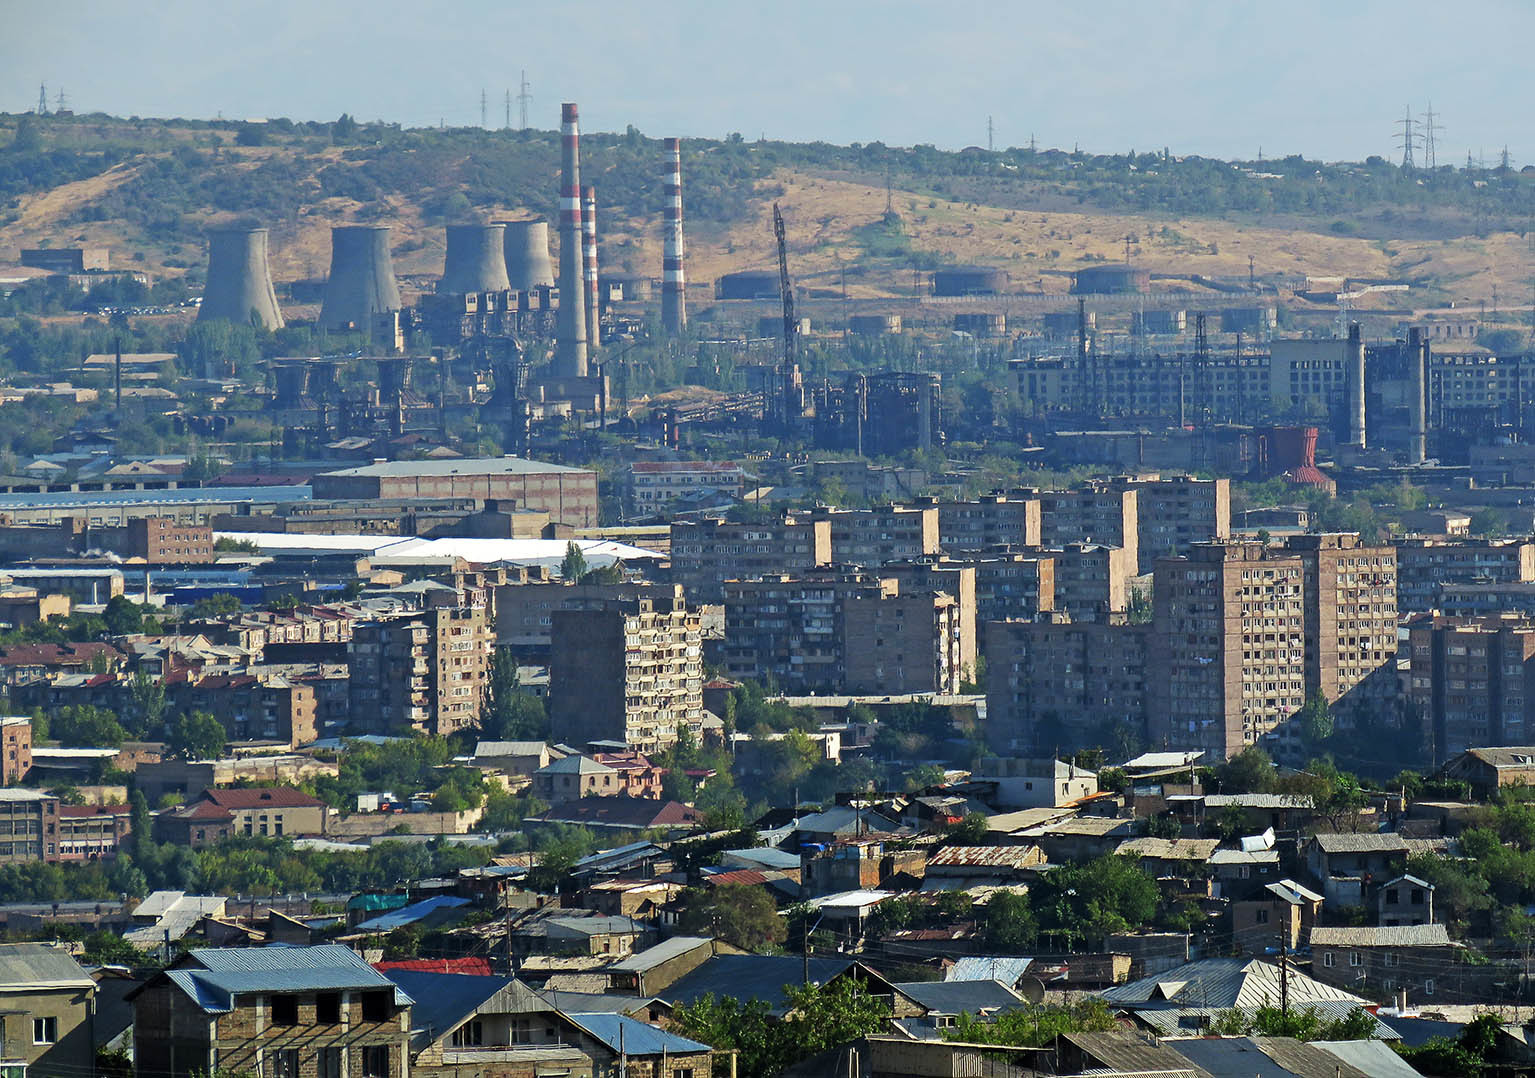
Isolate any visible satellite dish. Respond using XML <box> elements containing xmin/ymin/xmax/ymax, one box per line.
<box><xmin>1018</xmin><ymin>976</ymin><xmax>1046</xmax><ymax>1005</ymax></box>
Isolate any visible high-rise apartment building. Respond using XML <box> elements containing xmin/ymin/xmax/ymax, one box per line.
<box><xmin>1150</xmin><ymin>542</ymin><xmax>1307</xmax><ymax>760</ymax></box>
<box><xmin>348</xmin><ymin>606</ymin><xmax>491</xmax><ymax>736</ymax></box>
<box><xmin>668</xmin><ymin>515</ymin><xmax>832</xmax><ymax>602</ymax></box>
<box><xmin>1128</xmin><ymin>475</ymin><xmax>1230</xmax><ymax>573</ymax></box>
<box><xmin>843</xmin><ymin>586</ymin><xmax>963</xmax><ymax>695</ymax></box>
<box><xmin>1407</xmin><ymin>613</ymin><xmax>1535</xmax><ymax>766</ymax></box>
<box><xmin>820</xmin><ymin>505</ymin><xmax>941</xmax><ymax>566</ymax></box>
<box><xmin>1395</xmin><ymin>538</ymin><xmax>1535</xmax><ymax>612</ymax></box>
<box><xmin>549</xmin><ymin>593</ymin><xmax>703</xmax><ymax>751</ymax></box>
<box><xmin>936</xmin><ymin>493</ymin><xmax>1042</xmax><ymax>550</ymax></box>
<box><xmin>1036</xmin><ymin>484</ymin><xmax>1139</xmax><ymax>578</ymax></box>
<box><xmin>1283</xmin><ymin>533</ymin><xmax>1398</xmax><ymax>703</ymax></box>
<box><xmin>1052</xmin><ymin>543</ymin><xmax>1135</xmax><ymax>622</ymax></box>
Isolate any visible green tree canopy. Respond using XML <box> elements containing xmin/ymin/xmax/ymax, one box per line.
<box><xmin>675</xmin><ymin>884</ymin><xmax>786</xmax><ymax>952</ymax></box>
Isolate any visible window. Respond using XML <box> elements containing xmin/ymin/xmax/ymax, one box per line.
<box><xmin>32</xmin><ymin>1017</ymin><xmax>56</xmax><ymax>1045</ymax></box>
<box><xmin>318</xmin><ymin>1048</ymin><xmax>342</xmax><ymax>1078</ymax></box>
<box><xmin>1323</xmin><ymin>952</ymin><xmax>1335</xmax><ymax>968</ymax></box>
<box><xmin>269</xmin><ymin>1050</ymin><xmax>299</xmax><ymax>1078</ymax></box>
<box><xmin>316</xmin><ymin>992</ymin><xmax>341</xmax><ymax>1025</ymax></box>
<box><xmin>451</xmin><ymin>1020</ymin><xmax>484</xmax><ymax>1048</ymax></box>
<box><xmin>1411</xmin><ymin>888</ymin><xmax>1425</xmax><ymax>904</ymax></box>
<box><xmin>1385</xmin><ymin>889</ymin><xmax>1400</xmax><ymax>905</ymax></box>
<box><xmin>1349</xmin><ymin>952</ymin><xmax>1362</xmax><ymax>967</ymax></box>
<box><xmin>1425</xmin><ymin>978</ymin><xmax>1436</xmax><ymax>995</ymax></box>
<box><xmin>1254</xmin><ymin>908</ymin><xmax>1269</xmax><ymax>924</ymax></box>
<box><xmin>271</xmin><ymin>995</ymin><xmax>299</xmax><ymax>1025</ymax></box>
<box><xmin>361</xmin><ymin>991</ymin><xmax>391</xmax><ymax>1023</ymax></box>
<box><xmin>362</xmin><ymin>1046</ymin><xmax>390</xmax><ymax>1078</ymax></box>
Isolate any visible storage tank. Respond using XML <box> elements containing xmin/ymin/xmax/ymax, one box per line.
<box><xmin>850</xmin><ymin>314</ymin><xmax>903</xmax><ymax>336</ymax></box>
<box><xmin>715</xmin><ymin>270</ymin><xmax>780</xmax><ymax>300</ymax></box>
<box><xmin>1071</xmin><ymin>265</ymin><xmax>1151</xmax><ymax>295</ymax></box>
<box><xmin>932</xmin><ymin>265</ymin><xmax>1007</xmax><ymax>296</ymax></box>
<box><xmin>1133</xmin><ymin>309</ymin><xmax>1187</xmax><ymax>335</ymax></box>
<box><xmin>954</xmin><ymin>313</ymin><xmax>1006</xmax><ymax>337</ymax></box>
<box><xmin>1220</xmin><ymin>306</ymin><xmax>1278</xmax><ymax>334</ymax></box>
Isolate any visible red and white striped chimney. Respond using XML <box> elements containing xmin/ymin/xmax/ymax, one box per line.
<box><xmin>662</xmin><ymin>137</ymin><xmax>687</xmax><ymax>334</ymax></box>
<box><xmin>555</xmin><ymin>102</ymin><xmax>588</xmax><ymax>377</ymax></box>
<box><xmin>582</xmin><ymin>184</ymin><xmax>600</xmax><ymax>349</ymax></box>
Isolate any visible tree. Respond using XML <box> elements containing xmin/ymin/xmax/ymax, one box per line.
<box><xmin>984</xmin><ymin>890</ymin><xmax>1038</xmax><ymax>951</ymax></box>
<box><xmin>1210</xmin><ymin>1004</ymin><xmax>1379</xmax><ymax>1041</ymax></box>
<box><xmin>560</xmin><ymin>541</ymin><xmax>588</xmax><ymax>581</ymax></box>
<box><xmin>1217</xmin><ymin>746</ymin><xmax>1277</xmax><ymax>793</ymax></box>
<box><xmin>167</xmin><ymin>711</ymin><xmax>226</xmax><ymax>761</ymax></box>
<box><xmin>942</xmin><ymin>812</ymin><xmax>990</xmax><ymax>845</ymax></box>
<box><xmin>676</xmin><ymin>884</ymin><xmax>786</xmax><ymax>952</ymax></box>
<box><xmin>50</xmin><ymin>706</ymin><xmax>128</xmax><ymax>748</ymax></box>
<box><xmin>103</xmin><ymin>595</ymin><xmax>145</xmax><ymax>636</ymax></box>
<box><xmin>947</xmin><ymin>999</ymin><xmax>1116</xmax><ymax>1047</ymax></box>
<box><xmin>487</xmin><ymin>650</ymin><xmax>548</xmax><ymax>740</ymax></box>
<box><xmin>129</xmin><ymin>672</ymin><xmax>167</xmax><ymax>738</ymax></box>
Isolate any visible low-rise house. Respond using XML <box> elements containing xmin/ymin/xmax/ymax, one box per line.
<box><xmin>123</xmin><ymin>892</ymin><xmax>228</xmax><ymax>950</ymax></box>
<box><xmin>1114</xmin><ymin>836</ymin><xmax>1219</xmax><ymax>882</ymax></box>
<box><xmin>1305</xmin><ymin>832</ymin><xmax>1409</xmax><ymax>908</ymax></box>
<box><xmin>891</xmin><ymin>979</ymin><xmax>1025</xmax><ymax>1034</ymax></box>
<box><xmin>533</xmin><ymin>756</ymin><xmax>620</xmax><ymax>803</ymax></box>
<box><xmin>659</xmin><ymin>954</ymin><xmax>909</xmax><ymax>1017</ymax></box>
<box><xmin>131</xmin><ymin>945</ymin><xmax>413</xmax><ymax>1078</ymax></box>
<box><xmin>1171</xmin><ymin>792</ymin><xmax>1316</xmax><ymax>834</ymax></box>
<box><xmin>1015</xmin><ymin>814</ymin><xmax>1137</xmax><ymax>863</ymax></box>
<box><xmin>154</xmin><ymin>799</ymin><xmax>235</xmax><ymax>848</ymax></box>
<box><xmin>472</xmin><ymin>741</ymin><xmax>553</xmax><ymax>777</ymax></box>
<box><xmin>605</xmin><ymin>937</ymin><xmax>733</xmax><ymax>997</ymax></box>
<box><xmin>193</xmin><ymin>787</ymin><xmax>330</xmax><ymax>838</ymax></box>
<box><xmin>0</xmin><ymin>943</ymin><xmax>97</xmax><ymax>1078</ymax></box>
<box><xmin>529</xmin><ymin>797</ymin><xmax>701</xmax><ymax>838</ymax></box>
<box><xmin>969</xmin><ymin>757</ymin><xmax>1099</xmax><ymax>808</ymax></box>
<box><xmin>511</xmin><ymin>913</ymin><xmax>652</xmax><ymax>959</ymax></box>
<box><xmin>1232</xmin><ymin>879</ymin><xmax>1323</xmax><ymax>956</ymax></box>
<box><xmin>55</xmin><ymin>803</ymin><xmax>131</xmax><ymax>861</ymax></box>
<box><xmin>1378</xmin><ymin>874</ymin><xmax>1435</xmax><ymax>926</ymax></box>
<box><xmin>922</xmin><ymin>845</ymin><xmax>1044</xmax><ymax>888</ymax></box>
<box><xmin>1443</xmin><ymin>746</ymin><xmax>1535</xmax><ymax>799</ymax></box>
<box><xmin>1310</xmin><ymin>924</ymin><xmax>1463</xmax><ymax>1001</ymax></box>
<box><xmin>1207</xmin><ymin>846</ymin><xmax>1281</xmax><ymax>899</ymax></box>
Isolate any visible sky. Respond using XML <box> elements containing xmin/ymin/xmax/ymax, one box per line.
<box><xmin>4</xmin><ymin>0</ymin><xmax>1534</xmax><ymax>165</ymax></box>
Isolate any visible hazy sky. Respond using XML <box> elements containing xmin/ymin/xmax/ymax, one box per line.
<box><xmin>5</xmin><ymin>0</ymin><xmax>1533</xmax><ymax>164</ymax></box>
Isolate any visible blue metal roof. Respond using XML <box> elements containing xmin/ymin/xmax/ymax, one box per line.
<box><xmin>383</xmin><ymin>971</ymin><xmax>522</xmax><ymax>1050</ymax></box>
<box><xmin>169</xmin><ymin>945</ymin><xmax>411</xmax><ymax>1013</ymax></box>
<box><xmin>564</xmin><ymin>1013</ymin><xmax>712</xmax><ymax>1056</ymax></box>
<box><xmin>0</xmin><ymin>484</ymin><xmax>311</xmax><ymax>511</ymax></box>
<box><xmin>355</xmin><ymin>894</ymin><xmax>470</xmax><ymax>933</ymax></box>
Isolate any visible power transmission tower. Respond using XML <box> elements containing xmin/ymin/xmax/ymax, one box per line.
<box><xmin>987</xmin><ymin>115</ymin><xmax>994</xmax><ymax>152</ymax></box>
<box><xmin>36</xmin><ymin>83</ymin><xmax>47</xmax><ymax>115</ymax></box>
<box><xmin>1396</xmin><ymin>106</ymin><xmax>1417</xmax><ymax>168</ymax></box>
<box><xmin>55</xmin><ymin>88</ymin><xmax>67</xmax><ymax>114</ymax></box>
<box><xmin>504</xmin><ymin>90</ymin><xmax>511</xmax><ymax>130</ymax></box>
<box><xmin>1028</xmin><ymin>132</ymin><xmax>1036</xmax><ymax>153</ymax></box>
<box><xmin>1503</xmin><ymin>145</ymin><xmax>1513</xmax><ymax>172</ymax></box>
<box><xmin>480</xmin><ymin>89</ymin><xmax>487</xmax><ymax>129</ymax></box>
<box><xmin>1422</xmin><ymin>102</ymin><xmax>1442</xmax><ymax>169</ymax></box>
<box><xmin>517</xmin><ymin>71</ymin><xmax>531</xmax><ymax>131</ymax></box>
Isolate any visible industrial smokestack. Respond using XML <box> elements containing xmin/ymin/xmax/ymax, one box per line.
<box><xmin>582</xmin><ymin>185</ymin><xmax>600</xmax><ymax>348</ymax></box>
<box><xmin>320</xmin><ymin>225</ymin><xmax>401</xmax><ymax>332</ymax></box>
<box><xmin>1348</xmin><ymin>322</ymin><xmax>1366</xmax><ymax>449</ymax></box>
<box><xmin>198</xmin><ymin>227</ymin><xmax>284</xmax><ymax>330</ymax></box>
<box><xmin>554</xmin><ymin>103</ymin><xmax>589</xmax><ymax>377</ymax></box>
<box><xmin>1409</xmin><ymin>327</ymin><xmax>1427</xmax><ymax>464</ymax></box>
<box><xmin>662</xmin><ymin>137</ymin><xmax>687</xmax><ymax>334</ymax></box>
<box><xmin>502</xmin><ymin>220</ymin><xmax>556</xmax><ymax>290</ymax></box>
<box><xmin>439</xmin><ymin>222</ymin><xmax>511</xmax><ymax>294</ymax></box>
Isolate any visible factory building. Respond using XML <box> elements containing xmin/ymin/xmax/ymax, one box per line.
<box><xmin>310</xmin><ymin>457</ymin><xmax>599</xmax><ymax>529</ymax></box>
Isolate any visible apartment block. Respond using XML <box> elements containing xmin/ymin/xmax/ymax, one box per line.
<box><xmin>349</xmin><ymin>605</ymin><xmax>491</xmax><ymax>736</ymax></box>
<box><xmin>936</xmin><ymin>493</ymin><xmax>1042</xmax><ymax>550</ymax></box>
<box><xmin>970</xmin><ymin>553</ymin><xmax>1056</xmax><ymax>629</ymax></box>
<box><xmin>1036</xmin><ymin>483</ymin><xmax>1139</xmax><ymax>577</ymax></box>
<box><xmin>1149</xmin><ymin>542</ymin><xmax>1306</xmax><ymax>760</ymax></box>
<box><xmin>493</xmin><ymin>581</ymin><xmax>666</xmax><ymax>658</ymax></box>
<box><xmin>1396</xmin><ymin>538</ymin><xmax>1535</xmax><ymax>613</ymax></box>
<box><xmin>843</xmin><ymin>586</ymin><xmax>963</xmax><ymax>695</ymax></box>
<box><xmin>123</xmin><ymin>516</ymin><xmax>215</xmax><ymax>564</ymax></box>
<box><xmin>1407</xmin><ymin>614</ymin><xmax>1535</xmax><ymax>766</ymax></box>
<box><xmin>881</xmin><ymin>560</ymin><xmax>978</xmax><ymax>682</ymax></box>
<box><xmin>549</xmin><ymin>593</ymin><xmax>703</xmax><ymax>751</ymax></box>
<box><xmin>168</xmin><ymin>674</ymin><xmax>317</xmax><ymax>747</ymax></box>
<box><xmin>0</xmin><ymin>790</ymin><xmax>60</xmax><ymax>863</ymax></box>
<box><xmin>1129</xmin><ymin>475</ymin><xmax>1231</xmax><ymax>573</ymax></box>
<box><xmin>669</xmin><ymin>514</ymin><xmax>832</xmax><ymax>602</ymax></box>
<box><xmin>1283</xmin><ymin>533</ymin><xmax>1398</xmax><ymax>703</ymax></box>
<box><xmin>984</xmin><ymin>616</ymin><xmax>1151</xmax><ymax>754</ymax></box>
<box><xmin>627</xmin><ymin>460</ymin><xmax>752</xmax><ymax>513</ymax></box>
<box><xmin>820</xmin><ymin>505</ymin><xmax>941</xmax><ymax>567</ymax></box>
<box><xmin>1052</xmin><ymin>543</ymin><xmax>1134</xmax><ymax>622</ymax></box>
<box><xmin>56</xmin><ymin>804</ymin><xmax>131</xmax><ymax>861</ymax></box>
<box><xmin>0</xmin><ymin>716</ymin><xmax>31</xmax><ymax>785</ymax></box>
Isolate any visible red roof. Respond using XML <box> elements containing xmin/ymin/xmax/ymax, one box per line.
<box><xmin>58</xmin><ymin>804</ymin><xmax>132</xmax><ymax>818</ymax></box>
<box><xmin>630</xmin><ymin>461</ymin><xmax>746</xmax><ymax>474</ymax></box>
<box><xmin>537</xmin><ymin>796</ymin><xmax>701</xmax><ymax>829</ymax></box>
<box><xmin>200</xmin><ymin>787</ymin><xmax>326</xmax><ymax>810</ymax></box>
<box><xmin>373</xmin><ymin>957</ymin><xmax>493</xmax><ymax>976</ymax></box>
<box><xmin>167</xmin><ymin>799</ymin><xmax>234</xmax><ymax>821</ymax></box>
<box><xmin>0</xmin><ymin>642</ymin><xmax>123</xmax><ymax>667</ymax></box>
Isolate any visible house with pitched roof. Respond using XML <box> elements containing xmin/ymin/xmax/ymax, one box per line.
<box><xmin>131</xmin><ymin>945</ymin><xmax>413</xmax><ymax>1078</ymax></box>
<box><xmin>0</xmin><ymin>943</ymin><xmax>97</xmax><ymax>1078</ymax></box>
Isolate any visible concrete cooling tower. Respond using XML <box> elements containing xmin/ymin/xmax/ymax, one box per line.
<box><xmin>319</xmin><ymin>225</ymin><xmax>401</xmax><ymax>332</ymax></box>
<box><xmin>503</xmin><ymin>220</ymin><xmax>556</xmax><ymax>290</ymax></box>
<box><xmin>438</xmin><ymin>222</ymin><xmax>512</xmax><ymax>294</ymax></box>
<box><xmin>198</xmin><ymin>227</ymin><xmax>284</xmax><ymax>330</ymax></box>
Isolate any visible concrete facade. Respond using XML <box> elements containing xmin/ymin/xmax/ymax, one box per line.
<box><xmin>311</xmin><ymin>459</ymin><xmax>599</xmax><ymax>530</ymax></box>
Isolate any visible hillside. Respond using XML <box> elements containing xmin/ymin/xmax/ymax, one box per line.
<box><xmin>3</xmin><ymin>111</ymin><xmax>1535</xmax><ymax>315</ymax></box>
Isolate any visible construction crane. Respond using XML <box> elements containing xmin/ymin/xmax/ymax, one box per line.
<box><xmin>772</xmin><ymin>202</ymin><xmax>802</xmax><ymax>430</ymax></box>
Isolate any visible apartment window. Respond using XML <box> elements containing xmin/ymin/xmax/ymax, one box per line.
<box><xmin>362</xmin><ymin>1046</ymin><xmax>390</xmax><ymax>1078</ymax></box>
<box><xmin>361</xmin><ymin>991</ymin><xmax>391</xmax><ymax>1023</ymax></box>
<box><xmin>32</xmin><ymin>1017</ymin><xmax>56</xmax><ymax>1045</ymax></box>
<box><xmin>271</xmin><ymin>994</ymin><xmax>299</xmax><ymax>1025</ymax></box>
<box><xmin>316</xmin><ymin>992</ymin><xmax>341</xmax><ymax>1025</ymax></box>
<box><xmin>1349</xmin><ymin>952</ymin><xmax>1362</xmax><ymax>967</ymax></box>
<box><xmin>1323</xmin><ymin>952</ymin><xmax>1335</xmax><ymax>968</ymax></box>
<box><xmin>317</xmin><ymin>1048</ymin><xmax>342</xmax><ymax>1078</ymax></box>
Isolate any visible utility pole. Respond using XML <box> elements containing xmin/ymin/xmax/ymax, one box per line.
<box><xmin>987</xmin><ymin>114</ymin><xmax>994</xmax><ymax>152</ymax></box>
<box><xmin>55</xmin><ymin>88</ymin><xmax>67</xmax><ymax>114</ymax></box>
<box><xmin>1279</xmin><ymin>927</ymin><xmax>1290</xmax><ymax>1017</ymax></box>
<box><xmin>517</xmin><ymin>70</ymin><xmax>531</xmax><ymax>131</ymax></box>
<box><xmin>504</xmin><ymin>90</ymin><xmax>511</xmax><ymax>130</ymax></box>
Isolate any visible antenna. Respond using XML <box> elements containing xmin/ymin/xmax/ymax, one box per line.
<box><xmin>1422</xmin><ymin>102</ymin><xmax>1443</xmax><ymax>169</ymax></box>
<box><xmin>1029</xmin><ymin>132</ymin><xmax>1037</xmax><ymax>153</ymax></box>
<box><xmin>517</xmin><ymin>71</ymin><xmax>531</xmax><ymax>131</ymax></box>
<box><xmin>1502</xmin><ymin>146</ymin><xmax>1513</xmax><ymax>172</ymax></box>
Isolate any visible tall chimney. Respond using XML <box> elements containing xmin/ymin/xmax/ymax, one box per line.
<box><xmin>1409</xmin><ymin>327</ymin><xmax>1427</xmax><ymax>464</ymax></box>
<box><xmin>198</xmin><ymin>227</ymin><xmax>284</xmax><ymax>330</ymax></box>
<box><xmin>582</xmin><ymin>185</ymin><xmax>601</xmax><ymax>348</ymax></box>
<box><xmin>502</xmin><ymin>220</ymin><xmax>556</xmax><ymax>290</ymax></box>
<box><xmin>1347</xmin><ymin>322</ymin><xmax>1366</xmax><ymax>448</ymax></box>
<box><xmin>439</xmin><ymin>222</ymin><xmax>511</xmax><ymax>294</ymax></box>
<box><xmin>662</xmin><ymin>137</ymin><xmax>687</xmax><ymax>334</ymax></box>
<box><xmin>320</xmin><ymin>225</ymin><xmax>401</xmax><ymax>333</ymax></box>
<box><xmin>554</xmin><ymin>103</ymin><xmax>588</xmax><ymax>377</ymax></box>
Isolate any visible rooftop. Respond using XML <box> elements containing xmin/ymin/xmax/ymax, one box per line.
<box><xmin>318</xmin><ymin>456</ymin><xmax>588</xmax><ymax>478</ymax></box>
<box><xmin>1309</xmin><ymin>924</ymin><xmax>1454</xmax><ymax>948</ymax></box>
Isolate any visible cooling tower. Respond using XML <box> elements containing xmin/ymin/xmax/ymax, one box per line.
<box><xmin>582</xmin><ymin>185</ymin><xmax>600</xmax><ymax>349</ymax></box>
<box><xmin>439</xmin><ymin>222</ymin><xmax>512</xmax><ymax>294</ymax></box>
<box><xmin>319</xmin><ymin>225</ymin><xmax>402</xmax><ymax>332</ymax></box>
<box><xmin>198</xmin><ymin>227</ymin><xmax>284</xmax><ymax>330</ymax></box>
<box><xmin>503</xmin><ymin>220</ymin><xmax>556</xmax><ymax>290</ymax></box>
<box><xmin>555</xmin><ymin>103</ymin><xmax>589</xmax><ymax>377</ymax></box>
<box><xmin>662</xmin><ymin>137</ymin><xmax>687</xmax><ymax>334</ymax></box>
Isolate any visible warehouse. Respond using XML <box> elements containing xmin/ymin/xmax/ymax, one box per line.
<box><xmin>310</xmin><ymin>457</ymin><xmax>599</xmax><ymax>528</ymax></box>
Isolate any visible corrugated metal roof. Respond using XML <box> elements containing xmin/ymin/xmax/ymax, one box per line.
<box><xmin>608</xmin><ymin>936</ymin><xmax>713</xmax><ymax>973</ymax></box>
<box><xmin>1313</xmin><ymin>1039</ymin><xmax>1424</xmax><ymax>1078</ymax></box>
<box><xmin>928</xmin><ymin>845</ymin><xmax>1040</xmax><ymax>869</ymax></box>
<box><xmin>1100</xmin><ymin>957</ymin><xmax>1368</xmax><ymax>1009</ymax></box>
<box><xmin>355</xmin><ymin>895</ymin><xmax>470</xmax><ymax>933</ymax></box>
<box><xmin>1062</xmin><ymin>1031</ymin><xmax>1215</xmax><ymax>1076</ymax></box>
<box><xmin>563</xmin><ymin>1013</ymin><xmax>711</xmax><ymax>1056</ymax></box>
<box><xmin>1312</xmin><ymin>832</ymin><xmax>1409</xmax><ymax>854</ymax></box>
<box><xmin>0</xmin><ymin>943</ymin><xmax>94</xmax><ymax>989</ymax></box>
<box><xmin>1116</xmin><ymin>837</ymin><xmax>1220</xmax><ymax>861</ymax></box>
<box><xmin>946</xmin><ymin>957</ymin><xmax>1032</xmax><ymax>985</ymax></box>
<box><xmin>1310</xmin><ymin>924</ymin><xmax>1453</xmax><ymax>948</ymax></box>
<box><xmin>167</xmin><ymin>945</ymin><xmax>412</xmax><ymax>1013</ymax></box>
<box><xmin>892</xmin><ymin>979</ymin><xmax>1022</xmax><ymax>1015</ymax></box>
